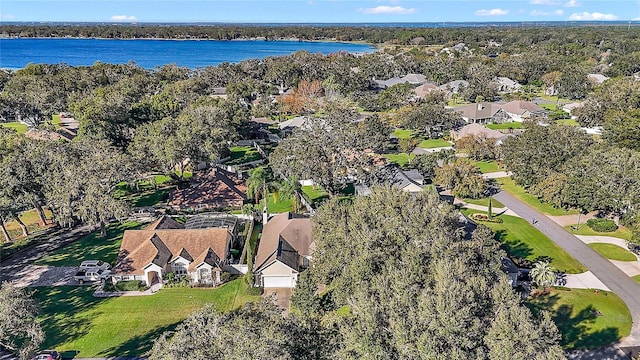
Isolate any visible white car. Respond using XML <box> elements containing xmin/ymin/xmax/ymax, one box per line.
<box><xmin>79</xmin><ymin>260</ymin><xmax>111</xmax><ymax>271</ymax></box>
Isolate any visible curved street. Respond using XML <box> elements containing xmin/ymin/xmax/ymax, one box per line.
<box><xmin>493</xmin><ymin>190</ymin><xmax>640</xmax><ymax>351</ymax></box>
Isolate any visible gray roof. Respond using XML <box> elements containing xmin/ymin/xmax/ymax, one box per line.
<box><xmin>454</xmin><ymin>102</ymin><xmax>503</xmax><ymax>121</ymax></box>
<box><xmin>401</xmin><ymin>73</ymin><xmax>427</xmax><ymax>84</ymax></box>
<box><xmin>403</xmin><ymin>169</ymin><xmax>424</xmax><ymax>185</ymax></box>
<box><xmin>278</xmin><ymin>116</ymin><xmax>307</xmax><ymax>130</ymax></box>
<box><xmin>438</xmin><ymin>80</ymin><xmax>469</xmax><ymax>93</ymax></box>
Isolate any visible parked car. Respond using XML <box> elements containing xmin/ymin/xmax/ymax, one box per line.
<box><xmin>79</xmin><ymin>260</ymin><xmax>111</xmax><ymax>271</ymax></box>
<box><xmin>74</xmin><ymin>269</ymin><xmax>110</xmax><ymax>284</ymax></box>
<box><xmin>33</xmin><ymin>350</ymin><xmax>60</xmax><ymax>360</ymax></box>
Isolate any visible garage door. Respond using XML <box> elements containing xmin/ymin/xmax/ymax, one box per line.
<box><xmin>263</xmin><ymin>276</ymin><xmax>293</xmax><ymax>288</ymax></box>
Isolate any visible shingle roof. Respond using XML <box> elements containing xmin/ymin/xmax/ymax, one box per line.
<box><xmin>500</xmin><ymin>100</ymin><xmax>544</xmax><ymax>115</ymax></box>
<box><xmin>168</xmin><ymin>168</ymin><xmax>246</xmax><ymax>210</ymax></box>
<box><xmin>254</xmin><ymin>212</ymin><xmax>313</xmax><ymax>272</ymax></box>
<box><xmin>113</xmin><ymin>227</ymin><xmax>231</xmax><ymax>275</ymax></box>
<box><xmin>454</xmin><ymin>102</ymin><xmax>503</xmax><ymax>120</ymax></box>
<box><xmin>455</xmin><ymin>123</ymin><xmax>505</xmax><ymax>139</ymax></box>
<box><xmin>145</xmin><ymin>216</ymin><xmax>185</xmax><ymax>230</ymax></box>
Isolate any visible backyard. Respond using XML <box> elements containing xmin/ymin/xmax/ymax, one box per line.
<box><xmin>417</xmin><ymin>138</ymin><xmax>451</xmax><ymax>149</ymax></box>
<box><xmin>3</xmin><ymin>208</ymin><xmax>53</xmax><ymax>240</ymax></box>
<box><xmin>486</xmin><ymin>122</ymin><xmax>523</xmax><ymax>130</ymax></box>
<box><xmin>33</xmin><ymin>279</ymin><xmax>259</xmax><ymax>357</ymax></box>
<box><xmin>226</xmin><ymin>146</ymin><xmax>263</xmax><ymax>166</ymax></box>
<box><xmin>1</xmin><ymin>121</ymin><xmax>28</xmax><ymax>134</ymax></box>
<box><xmin>527</xmin><ymin>288</ymin><xmax>631</xmax><ymax>349</ymax></box>
<box><xmin>473</xmin><ymin>160</ymin><xmax>503</xmax><ymax>174</ymax></box>
<box><xmin>461</xmin><ymin>209</ymin><xmax>586</xmax><ymax>273</ymax></box>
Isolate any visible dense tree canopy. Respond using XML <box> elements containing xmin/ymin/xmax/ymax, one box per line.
<box><xmin>0</xmin><ymin>282</ymin><xmax>43</xmax><ymax>360</ymax></box>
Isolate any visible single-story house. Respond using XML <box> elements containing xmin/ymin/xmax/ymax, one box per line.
<box><xmin>501</xmin><ymin>257</ymin><xmax>519</xmax><ymax>288</ymax></box>
<box><xmin>454</xmin><ymin>102</ymin><xmax>510</xmax><ymax>124</ymax></box>
<box><xmin>450</xmin><ymin>123</ymin><xmax>506</xmax><ymax>142</ymax></box>
<box><xmin>211</xmin><ymin>87</ymin><xmax>227</xmax><ymax>99</ymax></box>
<box><xmin>254</xmin><ymin>212</ymin><xmax>313</xmax><ymax>288</ymax></box>
<box><xmin>374</xmin><ymin>73</ymin><xmax>427</xmax><ymax>90</ymax></box>
<box><xmin>414</xmin><ymin>83</ymin><xmax>440</xmax><ymax>99</ymax></box>
<box><xmin>438</xmin><ymin>80</ymin><xmax>469</xmax><ymax>94</ymax></box>
<box><xmin>500</xmin><ymin>100</ymin><xmax>547</xmax><ymax>122</ymax></box>
<box><xmin>562</xmin><ymin>102</ymin><xmax>584</xmax><ymax>118</ymax></box>
<box><xmin>587</xmin><ymin>73</ymin><xmax>610</xmax><ymax>85</ymax></box>
<box><xmin>112</xmin><ymin>216</ymin><xmax>233</xmax><ymax>286</ymax></box>
<box><xmin>393</xmin><ymin>169</ymin><xmax>424</xmax><ymax>193</ymax></box>
<box><xmin>168</xmin><ymin>168</ymin><xmax>246</xmax><ymax>211</ymax></box>
<box><xmin>495</xmin><ymin>77</ymin><xmax>522</xmax><ymax>93</ymax></box>
<box><xmin>401</xmin><ymin>73</ymin><xmax>427</xmax><ymax>85</ymax></box>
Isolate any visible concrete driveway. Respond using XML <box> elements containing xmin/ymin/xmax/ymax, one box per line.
<box><xmin>9</xmin><ymin>265</ymin><xmax>78</xmax><ymax>287</ymax></box>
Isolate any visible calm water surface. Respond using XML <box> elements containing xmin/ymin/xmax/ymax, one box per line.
<box><xmin>0</xmin><ymin>38</ymin><xmax>376</xmax><ymax>69</ymax></box>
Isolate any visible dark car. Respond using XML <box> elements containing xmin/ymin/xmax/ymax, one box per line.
<box><xmin>34</xmin><ymin>350</ymin><xmax>60</xmax><ymax>360</ymax></box>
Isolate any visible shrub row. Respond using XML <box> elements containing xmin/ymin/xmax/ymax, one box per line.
<box><xmin>586</xmin><ymin>218</ymin><xmax>618</xmax><ymax>233</ymax></box>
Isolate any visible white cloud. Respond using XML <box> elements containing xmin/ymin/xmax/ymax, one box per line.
<box><xmin>1</xmin><ymin>14</ymin><xmax>15</xmax><ymax>20</ymax></box>
<box><xmin>530</xmin><ymin>0</ymin><xmax>561</xmax><ymax>5</ymax></box>
<box><xmin>634</xmin><ymin>17</ymin><xmax>640</xmax><ymax>21</ymax></box>
<box><xmin>475</xmin><ymin>8</ymin><xmax>509</xmax><ymax>16</ymax></box>
<box><xmin>359</xmin><ymin>6</ymin><xmax>416</xmax><ymax>14</ymax></box>
<box><xmin>110</xmin><ymin>15</ymin><xmax>137</xmax><ymax>22</ymax></box>
<box><xmin>531</xmin><ymin>9</ymin><xmax>564</xmax><ymax>16</ymax></box>
<box><xmin>565</xmin><ymin>0</ymin><xmax>580</xmax><ymax>7</ymax></box>
<box><xmin>569</xmin><ymin>12</ymin><xmax>618</xmax><ymax>20</ymax></box>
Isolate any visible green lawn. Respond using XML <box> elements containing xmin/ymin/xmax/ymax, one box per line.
<box><xmin>538</xmin><ymin>103</ymin><xmax>558</xmax><ymax>111</ymax></box>
<box><xmin>51</xmin><ymin>114</ymin><xmax>61</xmax><ymax>126</ymax></box>
<box><xmin>266</xmin><ymin>194</ymin><xmax>294</xmax><ymax>213</ymax></box>
<box><xmin>35</xmin><ymin>221</ymin><xmax>142</xmax><ymax>267</ymax></box>
<box><xmin>474</xmin><ymin>160</ymin><xmax>503</xmax><ymax>174</ymax></box>
<box><xmin>633</xmin><ymin>275</ymin><xmax>640</xmax><ymax>284</ymax></box>
<box><xmin>461</xmin><ymin>209</ymin><xmax>586</xmax><ymax>273</ymax></box>
<box><xmin>33</xmin><ymin>279</ymin><xmax>259</xmax><ymax>357</ymax></box>
<box><xmin>301</xmin><ymin>185</ymin><xmax>330</xmax><ymax>203</ymax></box>
<box><xmin>588</xmin><ymin>243</ymin><xmax>637</xmax><ymax>262</ymax></box>
<box><xmin>1</xmin><ymin>122</ymin><xmax>28</xmax><ymax>134</ymax></box>
<box><xmin>226</xmin><ymin>146</ymin><xmax>262</xmax><ymax>166</ymax></box>
<box><xmin>383</xmin><ymin>153</ymin><xmax>415</xmax><ymax>167</ymax></box>
<box><xmin>393</xmin><ymin>129</ymin><xmax>414</xmax><ymax>139</ymax></box>
<box><xmin>462</xmin><ymin>197</ymin><xmax>505</xmax><ymax>208</ymax></box>
<box><xmin>565</xmin><ymin>224</ymin><xmax>632</xmax><ymax>241</ymax></box>
<box><xmin>497</xmin><ymin>177</ymin><xmax>577</xmax><ymax>216</ymax></box>
<box><xmin>555</xmin><ymin>119</ymin><xmax>580</xmax><ymax>127</ymax></box>
<box><xmin>527</xmin><ymin>288</ymin><xmax>631</xmax><ymax>349</ymax></box>
<box><xmin>114</xmin><ymin>180</ymin><xmax>174</xmax><ymax>208</ymax></box>
<box><xmin>417</xmin><ymin>138</ymin><xmax>451</xmax><ymax>149</ymax></box>
<box><xmin>245</xmin><ymin>223</ymin><xmax>262</xmax><ymax>268</ymax></box>
<box><xmin>486</xmin><ymin>122</ymin><xmax>523</xmax><ymax>130</ymax></box>
<box><xmin>3</xmin><ymin>208</ymin><xmax>53</xmax><ymax>240</ymax></box>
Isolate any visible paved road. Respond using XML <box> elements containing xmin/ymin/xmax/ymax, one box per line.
<box><xmin>0</xmin><ymin>225</ymin><xmax>93</xmax><ymax>283</ymax></box>
<box><xmin>494</xmin><ymin>190</ymin><xmax>640</xmax><ymax>348</ymax></box>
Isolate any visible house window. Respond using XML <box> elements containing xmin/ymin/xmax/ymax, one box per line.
<box><xmin>199</xmin><ymin>268</ymin><xmax>211</xmax><ymax>280</ymax></box>
<box><xmin>173</xmin><ymin>262</ymin><xmax>188</xmax><ymax>275</ymax></box>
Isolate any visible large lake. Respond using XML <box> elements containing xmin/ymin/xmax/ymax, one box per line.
<box><xmin>0</xmin><ymin>38</ymin><xmax>376</xmax><ymax>69</ymax></box>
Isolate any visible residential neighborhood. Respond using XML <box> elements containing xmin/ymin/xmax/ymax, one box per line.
<box><xmin>1</xmin><ymin>20</ymin><xmax>640</xmax><ymax>360</ymax></box>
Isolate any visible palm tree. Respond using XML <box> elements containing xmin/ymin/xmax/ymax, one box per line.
<box><xmin>530</xmin><ymin>260</ymin><xmax>557</xmax><ymax>290</ymax></box>
<box><xmin>278</xmin><ymin>176</ymin><xmax>302</xmax><ymax>213</ymax></box>
<box><xmin>246</xmin><ymin>167</ymin><xmax>267</xmax><ymax>204</ymax></box>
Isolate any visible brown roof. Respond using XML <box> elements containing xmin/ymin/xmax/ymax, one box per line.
<box><xmin>455</xmin><ymin>123</ymin><xmax>505</xmax><ymax>140</ymax></box>
<box><xmin>454</xmin><ymin>102</ymin><xmax>503</xmax><ymax>120</ymax></box>
<box><xmin>254</xmin><ymin>212</ymin><xmax>313</xmax><ymax>272</ymax></box>
<box><xmin>113</xmin><ymin>227</ymin><xmax>231</xmax><ymax>275</ymax></box>
<box><xmin>414</xmin><ymin>83</ymin><xmax>440</xmax><ymax>98</ymax></box>
<box><xmin>500</xmin><ymin>100</ymin><xmax>544</xmax><ymax>115</ymax></box>
<box><xmin>168</xmin><ymin>168</ymin><xmax>246</xmax><ymax>210</ymax></box>
<box><xmin>145</xmin><ymin>216</ymin><xmax>184</xmax><ymax>230</ymax></box>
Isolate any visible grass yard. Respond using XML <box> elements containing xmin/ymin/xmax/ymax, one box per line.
<box><xmin>555</xmin><ymin>119</ymin><xmax>580</xmax><ymax>127</ymax></box>
<box><xmin>497</xmin><ymin>177</ymin><xmax>576</xmax><ymax>216</ymax></box>
<box><xmin>226</xmin><ymin>146</ymin><xmax>262</xmax><ymax>166</ymax></box>
<box><xmin>301</xmin><ymin>185</ymin><xmax>330</xmax><ymax>205</ymax></box>
<box><xmin>393</xmin><ymin>128</ymin><xmax>414</xmax><ymax>139</ymax></box>
<box><xmin>51</xmin><ymin>114</ymin><xmax>61</xmax><ymax>126</ymax></box>
<box><xmin>474</xmin><ymin>160</ymin><xmax>503</xmax><ymax>174</ymax></box>
<box><xmin>486</xmin><ymin>122</ymin><xmax>523</xmax><ymax>130</ymax></box>
<box><xmin>266</xmin><ymin>194</ymin><xmax>294</xmax><ymax>213</ymax></box>
<box><xmin>462</xmin><ymin>197</ymin><xmax>505</xmax><ymax>208</ymax></box>
<box><xmin>245</xmin><ymin>223</ymin><xmax>262</xmax><ymax>268</ymax></box>
<box><xmin>33</xmin><ymin>279</ymin><xmax>259</xmax><ymax>357</ymax></box>
<box><xmin>417</xmin><ymin>138</ymin><xmax>451</xmax><ymax>149</ymax></box>
<box><xmin>527</xmin><ymin>288</ymin><xmax>631</xmax><ymax>349</ymax></box>
<box><xmin>588</xmin><ymin>243</ymin><xmax>637</xmax><ymax>262</ymax></box>
<box><xmin>538</xmin><ymin>103</ymin><xmax>558</xmax><ymax>111</ymax></box>
<box><xmin>3</xmin><ymin>208</ymin><xmax>53</xmax><ymax>240</ymax></box>
<box><xmin>461</xmin><ymin>209</ymin><xmax>586</xmax><ymax>273</ymax></box>
<box><xmin>114</xmin><ymin>180</ymin><xmax>174</xmax><ymax>208</ymax></box>
<box><xmin>1</xmin><ymin>121</ymin><xmax>28</xmax><ymax>134</ymax></box>
<box><xmin>383</xmin><ymin>153</ymin><xmax>415</xmax><ymax>167</ymax></box>
<box><xmin>565</xmin><ymin>224</ymin><xmax>632</xmax><ymax>241</ymax></box>
<box><xmin>35</xmin><ymin>221</ymin><xmax>143</xmax><ymax>267</ymax></box>
<box><xmin>633</xmin><ymin>275</ymin><xmax>640</xmax><ymax>284</ymax></box>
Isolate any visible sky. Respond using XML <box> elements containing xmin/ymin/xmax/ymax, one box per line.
<box><xmin>1</xmin><ymin>0</ymin><xmax>639</xmax><ymax>23</ymax></box>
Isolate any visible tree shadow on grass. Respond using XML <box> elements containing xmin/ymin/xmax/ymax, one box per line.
<box><xmin>527</xmin><ymin>290</ymin><xmax>623</xmax><ymax>350</ymax></box>
<box><xmin>494</xmin><ymin>229</ymin><xmax>534</xmax><ymax>261</ymax></box>
<box><xmin>101</xmin><ymin>321</ymin><xmax>181</xmax><ymax>358</ymax></box>
<box><xmin>33</xmin><ymin>286</ymin><xmax>108</xmax><ymax>350</ymax></box>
